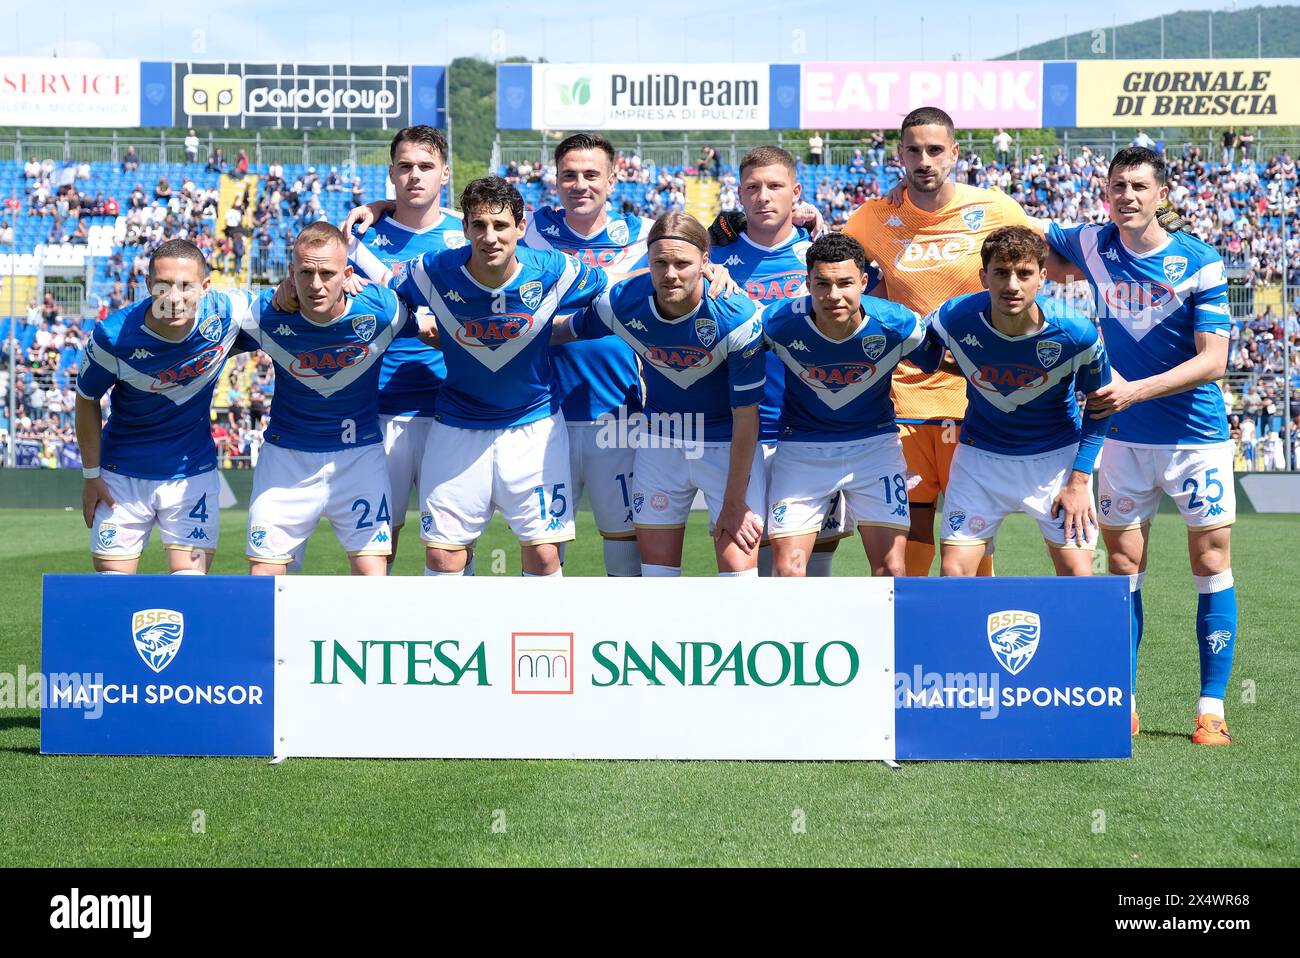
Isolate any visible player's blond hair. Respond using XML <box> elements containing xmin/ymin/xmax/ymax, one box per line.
<box><xmin>292</xmin><ymin>222</ymin><xmax>347</xmax><ymax>258</ymax></box>
<box><xmin>647</xmin><ymin>212</ymin><xmax>709</xmax><ymax>254</ymax></box>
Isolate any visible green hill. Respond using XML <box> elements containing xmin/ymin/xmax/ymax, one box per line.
<box><xmin>999</xmin><ymin>4</ymin><xmax>1300</xmax><ymax>60</ymax></box>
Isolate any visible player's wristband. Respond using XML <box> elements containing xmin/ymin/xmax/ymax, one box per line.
<box><xmin>82</xmin><ymin>467</ymin><xmax>101</xmax><ymax>479</ymax></box>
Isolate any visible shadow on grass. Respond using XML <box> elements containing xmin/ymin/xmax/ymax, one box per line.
<box><xmin>0</xmin><ymin>715</ymin><xmax>38</xmax><ymax>732</ymax></box>
<box><xmin>0</xmin><ymin>745</ymin><xmax>40</xmax><ymax>756</ymax></box>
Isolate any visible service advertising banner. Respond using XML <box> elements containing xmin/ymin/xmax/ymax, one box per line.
<box><xmin>0</xmin><ymin>57</ymin><xmax>146</xmax><ymax>128</ymax></box>
<box><xmin>1072</xmin><ymin>58</ymin><xmax>1300</xmax><ymax>128</ymax></box>
<box><xmin>801</xmin><ymin>61</ymin><xmax>1045</xmax><ymax>131</ymax></box>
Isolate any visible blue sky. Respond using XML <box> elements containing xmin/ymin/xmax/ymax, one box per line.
<box><xmin>5</xmin><ymin>0</ymin><xmax>1291</xmax><ymax>64</ymax></box>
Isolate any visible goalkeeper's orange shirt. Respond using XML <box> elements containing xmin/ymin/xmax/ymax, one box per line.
<box><xmin>842</xmin><ymin>183</ymin><xmax>1032</xmax><ymax>423</ymax></box>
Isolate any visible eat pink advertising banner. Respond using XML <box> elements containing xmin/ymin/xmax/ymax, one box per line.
<box><xmin>801</xmin><ymin>61</ymin><xmax>1045</xmax><ymax>129</ymax></box>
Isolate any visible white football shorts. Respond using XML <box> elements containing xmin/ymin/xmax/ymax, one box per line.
<box><xmin>568</xmin><ymin>419</ymin><xmax>637</xmax><ymax>539</ymax></box>
<box><xmin>1097</xmin><ymin>440</ymin><xmax>1236</xmax><ymax>531</ymax></box>
<box><xmin>91</xmin><ymin>469</ymin><xmax>220</xmax><ymax>559</ymax></box>
<box><xmin>632</xmin><ymin>441</ymin><xmax>766</xmax><ymax>530</ymax></box>
<box><xmin>380</xmin><ymin>414</ymin><xmax>433</xmax><ymax>530</ymax></box>
<box><xmin>768</xmin><ymin>433</ymin><xmax>911</xmax><ymax>539</ymax></box>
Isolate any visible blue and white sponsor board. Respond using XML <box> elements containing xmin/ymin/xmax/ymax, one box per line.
<box><xmin>41</xmin><ymin>577</ymin><xmax>1128</xmax><ymax>761</ymax></box>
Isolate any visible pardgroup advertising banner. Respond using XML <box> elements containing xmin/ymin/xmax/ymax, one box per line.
<box><xmin>173</xmin><ymin>62</ymin><xmax>446</xmax><ymax>130</ymax></box>
<box><xmin>40</xmin><ymin>576</ymin><xmax>1129</xmax><ymax>762</ymax></box>
<box><xmin>1071</xmin><ymin>58</ymin><xmax>1300</xmax><ymax>128</ymax></box>
<box><xmin>0</xmin><ymin>57</ymin><xmax>171</xmax><ymax>127</ymax></box>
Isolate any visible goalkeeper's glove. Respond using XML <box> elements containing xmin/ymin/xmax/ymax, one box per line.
<box><xmin>708</xmin><ymin>210</ymin><xmax>747</xmax><ymax>247</ymax></box>
<box><xmin>1156</xmin><ymin>198</ymin><xmax>1186</xmax><ymax>233</ymax></box>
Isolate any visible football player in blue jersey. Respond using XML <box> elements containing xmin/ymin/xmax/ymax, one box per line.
<box><xmin>384</xmin><ymin>177</ymin><xmax>610</xmax><ymax>578</ymax></box>
<box><xmin>555</xmin><ymin>212</ymin><xmax>767</xmax><ymax>576</ymax></box>
<box><xmin>346</xmin><ymin>126</ymin><xmax>466</xmax><ymax>574</ymax></box>
<box><xmin>75</xmin><ymin>240</ymin><xmax>256</xmax><ymax>574</ymax></box>
<box><xmin>764</xmin><ymin>233</ymin><xmax>937</xmax><ymax>577</ymax></box>
<box><xmin>1044</xmin><ymin>147</ymin><xmax>1238</xmax><ymax>745</ymax></box>
<box><xmin>927</xmin><ymin>227</ymin><xmax>1112</xmax><ymax>578</ymax></box>
<box><xmin>247</xmin><ymin>222</ymin><xmax>430</xmax><ymax>576</ymax></box>
<box><xmin>709</xmin><ymin>146</ymin><xmax>866</xmax><ymax>578</ymax></box>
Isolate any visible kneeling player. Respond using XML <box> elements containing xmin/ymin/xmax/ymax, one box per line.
<box><xmin>763</xmin><ymin>234</ymin><xmax>938</xmax><ymax>577</ymax></box>
<box><xmin>75</xmin><ymin>240</ymin><xmax>256</xmax><ymax>574</ymax></box>
<box><xmin>926</xmin><ymin>227</ymin><xmax>1111</xmax><ymax>576</ymax></box>
<box><xmin>248</xmin><ymin>223</ymin><xmax>429</xmax><ymax>575</ymax></box>
<box><xmin>556</xmin><ymin>213</ymin><xmax>766</xmax><ymax>575</ymax></box>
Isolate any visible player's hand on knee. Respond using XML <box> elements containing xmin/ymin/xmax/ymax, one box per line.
<box><xmin>702</xmin><ymin>262</ymin><xmax>742</xmax><ymax>298</ymax></box>
<box><xmin>271</xmin><ymin>276</ymin><xmax>300</xmax><ymax>313</ymax></box>
<box><xmin>82</xmin><ymin>477</ymin><xmax>114</xmax><ymax>528</ymax></box>
<box><xmin>715</xmin><ymin>501</ymin><xmax>762</xmax><ymax>552</ymax></box>
<box><xmin>1052</xmin><ymin>474</ymin><xmax>1096</xmax><ymax>547</ymax></box>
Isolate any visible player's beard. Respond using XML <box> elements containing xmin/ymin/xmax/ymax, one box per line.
<box><xmin>908</xmin><ymin>168</ymin><xmax>949</xmax><ymax>195</ymax></box>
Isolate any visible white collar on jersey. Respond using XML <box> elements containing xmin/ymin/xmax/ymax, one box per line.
<box><xmin>739</xmin><ymin>228</ymin><xmax>799</xmax><ymax>254</ymax></box>
<box><xmin>1111</xmin><ymin>227</ymin><xmax>1173</xmax><ymax>260</ymax></box>
<box><xmin>804</xmin><ymin>306</ymin><xmax>870</xmax><ymax>345</ymax></box>
<box><xmin>552</xmin><ymin>207</ymin><xmax>614</xmax><ymax>242</ymax></box>
<box><xmin>977</xmin><ymin>303</ymin><xmax>1056</xmax><ymax>343</ymax></box>
<box><xmin>648</xmin><ymin>293</ymin><xmax>704</xmax><ymax>325</ymax></box>
<box><xmin>138</xmin><ymin>317</ymin><xmax>198</xmax><ymax>343</ymax></box>
<box><xmin>380</xmin><ymin>208</ymin><xmax>450</xmax><ymax>235</ymax></box>
<box><xmin>459</xmin><ymin>258</ymin><xmax>524</xmax><ymax>294</ymax></box>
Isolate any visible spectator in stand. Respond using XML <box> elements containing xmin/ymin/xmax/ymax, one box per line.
<box><xmin>350</xmin><ymin>177</ymin><xmax>364</xmax><ymax>208</ymax></box>
<box><xmin>1239</xmin><ymin>129</ymin><xmax>1255</xmax><ymax>165</ymax></box>
<box><xmin>185</xmin><ymin>128</ymin><xmax>200</xmax><ymax>164</ymax></box>
<box><xmin>1131</xmin><ymin>129</ymin><xmax>1155</xmax><ymax>150</ymax></box>
<box><xmin>154</xmin><ymin>177</ymin><xmax>172</xmax><ymax>202</ymax></box>
<box><xmin>1222</xmin><ymin>128</ymin><xmax>1237</xmax><ymax>167</ymax></box>
<box><xmin>206</xmin><ymin>148</ymin><xmax>225</xmax><ymax>174</ymax></box>
<box><xmin>235</xmin><ymin>149</ymin><xmax>250</xmax><ymax>178</ymax></box>
<box><xmin>869</xmin><ymin>130</ymin><xmax>886</xmax><ymax>168</ymax></box>
<box><xmin>994</xmin><ymin>128</ymin><xmax>1012</xmax><ymax>168</ymax></box>
<box><xmin>122</xmin><ymin>145</ymin><xmax>139</xmax><ymax>173</ymax></box>
<box><xmin>808</xmin><ymin>132</ymin><xmax>824</xmax><ymax>166</ymax></box>
<box><xmin>24</xmin><ymin>156</ymin><xmax>41</xmax><ymax>179</ymax></box>
<box><xmin>325</xmin><ymin>167</ymin><xmax>344</xmax><ymax>192</ymax></box>
<box><xmin>849</xmin><ymin>149</ymin><xmax>867</xmax><ymax>174</ymax></box>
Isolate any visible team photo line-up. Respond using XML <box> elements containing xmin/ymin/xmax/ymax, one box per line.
<box><xmin>74</xmin><ymin>107</ymin><xmax>1239</xmax><ymax>745</ymax></box>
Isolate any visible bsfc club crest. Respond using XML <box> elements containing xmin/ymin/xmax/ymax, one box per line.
<box><xmin>520</xmin><ymin>281</ymin><xmax>544</xmax><ymax>311</ymax></box>
<box><xmin>961</xmin><ymin>207</ymin><xmax>986</xmax><ymax>232</ymax></box>
<box><xmin>1163</xmin><ymin>255</ymin><xmax>1188</xmax><ymax>285</ymax></box>
<box><xmin>352</xmin><ymin>314</ymin><xmax>377</xmax><ymax>343</ymax></box>
<box><xmin>198</xmin><ymin>314</ymin><xmax>222</xmax><ymax>343</ymax></box>
<box><xmin>132</xmin><ymin>609</ymin><xmax>184</xmax><ymax>674</ymax></box>
<box><xmin>862</xmin><ymin>333</ymin><xmax>887</xmax><ymax>362</ymax></box>
<box><xmin>607</xmin><ymin>219</ymin><xmax>629</xmax><ymax>246</ymax></box>
<box><xmin>1036</xmin><ymin>340</ymin><xmax>1063</xmax><ymax>368</ymax></box>
<box><xmin>695</xmin><ymin>316</ymin><xmax>718</xmax><ymax>348</ymax></box>
<box><xmin>987</xmin><ymin>610</ymin><xmax>1041</xmax><ymax>676</ymax></box>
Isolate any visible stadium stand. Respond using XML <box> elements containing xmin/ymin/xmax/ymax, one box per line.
<box><xmin>0</xmin><ymin>140</ymin><xmax>1296</xmax><ymax>470</ymax></box>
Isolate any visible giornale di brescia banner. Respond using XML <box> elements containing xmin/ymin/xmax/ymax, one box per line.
<box><xmin>497</xmin><ymin>58</ymin><xmax>1300</xmax><ymax>130</ymax></box>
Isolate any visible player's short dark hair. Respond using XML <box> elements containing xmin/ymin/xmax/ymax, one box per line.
<box><xmin>1108</xmin><ymin>146</ymin><xmax>1167</xmax><ymax>186</ymax></box>
<box><xmin>460</xmin><ymin>176</ymin><xmax>524</xmax><ymax>225</ymax></box>
<box><xmin>900</xmin><ymin>107</ymin><xmax>956</xmax><ymax>139</ymax></box>
<box><xmin>980</xmin><ymin>225</ymin><xmax>1047</xmax><ymax>269</ymax></box>
<box><xmin>739</xmin><ymin>145</ymin><xmax>797</xmax><ymax>180</ymax></box>
<box><xmin>148</xmin><ymin>239</ymin><xmax>208</xmax><ymax>281</ymax></box>
<box><xmin>647</xmin><ymin>211</ymin><xmax>709</xmax><ymax>254</ymax></box>
<box><xmin>555</xmin><ymin>132</ymin><xmax>615</xmax><ymax>168</ymax></box>
<box><xmin>389</xmin><ymin>125</ymin><xmax>449</xmax><ymax>165</ymax></box>
<box><xmin>293</xmin><ymin>222</ymin><xmax>348</xmax><ymax>257</ymax></box>
<box><xmin>805</xmin><ymin>233</ymin><xmax>867</xmax><ymax>275</ymax></box>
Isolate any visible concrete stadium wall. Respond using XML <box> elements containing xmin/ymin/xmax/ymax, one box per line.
<box><xmin>2</xmin><ymin>469</ymin><xmax>1297</xmax><ymax>513</ymax></box>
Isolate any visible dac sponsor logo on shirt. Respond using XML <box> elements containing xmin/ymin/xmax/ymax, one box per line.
<box><xmin>972</xmin><ymin>364</ymin><xmax>1048</xmax><ymax>392</ymax></box>
<box><xmin>799</xmin><ymin>362</ymin><xmax>875</xmax><ymax>390</ymax></box>
<box><xmin>290</xmin><ymin>344</ymin><xmax>369</xmax><ymax>378</ymax></box>
<box><xmin>744</xmin><ymin>271</ymin><xmax>805</xmax><ymax>302</ymax></box>
<box><xmin>1102</xmin><ymin>280</ymin><xmax>1176</xmax><ymax>314</ymax></box>
<box><xmin>151</xmin><ymin>345</ymin><xmax>225</xmax><ymax>391</ymax></box>
<box><xmin>644</xmin><ymin>345</ymin><xmax>712</xmax><ymax>371</ymax></box>
<box><xmin>454</xmin><ymin>314</ymin><xmax>535</xmax><ymax>347</ymax></box>
<box><xmin>895</xmin><ymin>233</ymin><xmax>977</xmax><ymax>272</ymax></box>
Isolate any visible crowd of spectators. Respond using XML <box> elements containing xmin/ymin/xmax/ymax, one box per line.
<box><xmin>0</xmin><ymin>293</ymin><xmax>88</xmax><ymax>466</ymax></box>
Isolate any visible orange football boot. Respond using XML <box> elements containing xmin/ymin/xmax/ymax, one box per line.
<box><xmin>1192</xmin><ymin>714</ymin><xmax>1232</xmax><ymax>746</ymax></box>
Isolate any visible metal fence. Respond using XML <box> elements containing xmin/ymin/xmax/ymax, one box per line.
<box><xmin>5</xmin><ymin>130</ymin><xmax>383</xmax><ymax>170</ymax></box>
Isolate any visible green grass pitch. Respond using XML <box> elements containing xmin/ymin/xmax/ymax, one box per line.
<box><xmin>1</xmin><ymin>506</ymin><xmax>1297</xmax><ymax>867</ymax></box>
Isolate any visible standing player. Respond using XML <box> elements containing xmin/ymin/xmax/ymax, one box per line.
<box><xmin>1044</xmin><ymin>147</ymin><xmax>1238</xmax><ymax>745</ymax></box>
<box><xmin>384</xmin><ymin>177</ymin><xmax>609</xmax><ymax>577</ymax></box>
<box><xmin>248</xmin><ymin>223</ymin><xmax>427</xmax><ymax>575</ymax></box>
<box><xmin>764</xmin><ymin>234</ymin><xmax>938</xmax><ymax>577</ymax></box>
<box><xmin>75</xmin><ymin>240</ymin><xmax>254</xmax><ymax>574</ymax></box>
<box><xmin>707</xmin><ymin>146</ymin><xmax>854</xmax><ymax>576</ymax></box>
<box><xmin>926</xmin><ymin>227</ymin><xmax>1111</xmax><ymax>576</ymax></box>
<box><xmin>555</xmin><ymin>213</ymin><xmax>766</xmax><ymax>576</ymax></box>
<box><xmin>349</xmin><ymin>126</ymin><xmax>465</xmax><ymax>572</ymax></box>
<box><xmin>523</xmin><ymin>133</ymin><xmax>649</xmax><ymax>576</ymax></box>
<box><xmin>842</xmin><ymin>107</ymin><xmax>1035</xmax><ymax>577</ymax></box>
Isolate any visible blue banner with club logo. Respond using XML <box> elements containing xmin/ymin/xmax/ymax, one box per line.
<box><xmin>40</xmin><ymin>576</ymin><xmax>274</xmax><ymax>756</ymax></box>
<box><xmin>893</xmin><ymin>578</ymin><xmax>1131</xmax><ymax>760</ymax></box>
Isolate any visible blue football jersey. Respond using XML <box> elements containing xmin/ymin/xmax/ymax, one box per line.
<box><xmin>764</xmin><ymin>294</ymin><xmax>934</xmax><ymax>442</ymax></box>
<box><xmin>350</xmin><ymin>209</ymin><xmax>465</xmax><ymax>418</ymax></box>
<box><xmin>928</xmin><ymin>292</ymin><xmax>1112</xmax><ymax>466</ymax></box>
<box><xmin>571</xmin><ymin>274</ymin><xmax>765</xmax><ymax>442</ymax></box>
<box><xmin>719</xmin><ymin>230</ymin><xmax>813</xmax><ymax>442</ymax></box>
<box><xmin>388</xmin><ymin>245</ymin><xmax>608</xmax><ymax>429</ymax></box>
<box><xmin>243</xmin><ymin>284</ymin><xmax>417</xmax><ymax>452</ymax></box>
<box><xmin>76</xmin><ymin>290</ymin><xmax>258</xmax><ymax>480</ymax></box>
<box><xmin>525</xmin><ymin>206</ymin><xmax>648</xmax><ymax>422</ymax></box>
<box><xmin>1046</xmin><ymin>223</ymin><xmax>1230</xmax><ymax>445</ymax></box>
